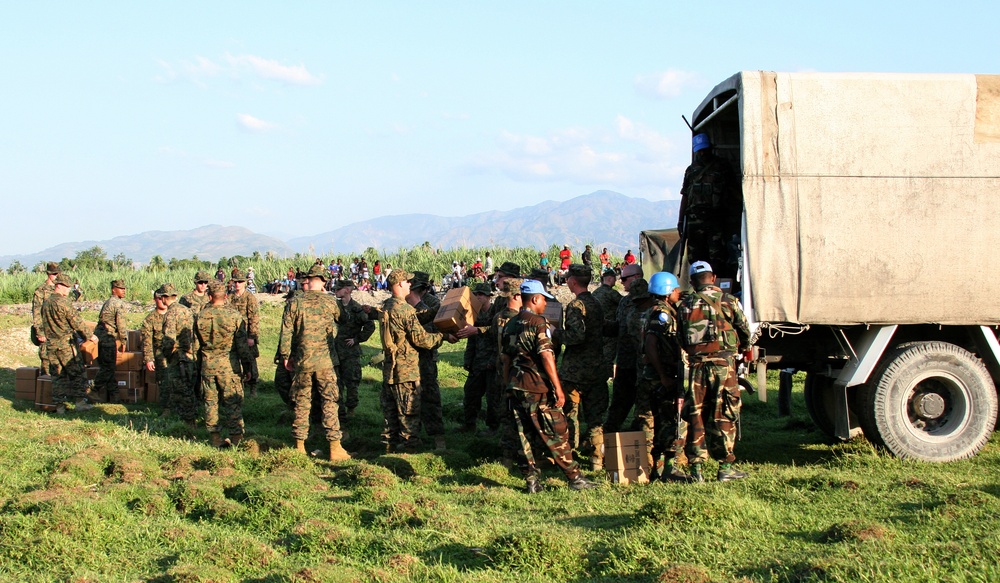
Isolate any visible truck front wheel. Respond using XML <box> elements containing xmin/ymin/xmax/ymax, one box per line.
<box><xmin>858</xmin><ymin>341</ymin><xmax>998</xmax><ymax>462</ymax></box>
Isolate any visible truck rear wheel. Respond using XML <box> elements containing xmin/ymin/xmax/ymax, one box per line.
<box><xmin>858</xmin><ymin>341</ymin><xmax>997</xmax><ymax>462</ymax></box>
<box><xmin>804</xmin><ymin>373</ymin><xmax>861</xmax><ymax>440</ymax></box>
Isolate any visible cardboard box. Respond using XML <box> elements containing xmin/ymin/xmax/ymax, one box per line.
<box><xmin>115</xmin><ymin>371</ymin><xmax>142</xmax><ymax>389</ymax></box>
<box><xmin>605</xmin><ymin>431</ymin><xmax>650</xmax><ymax>485</ymax></box>
<box><xmin>716</xmin><ymin>278</ymin><xmax>735</xmax><ymax>295</ymax></box>
<box><xmin>35</xmin><ymin>375</ymin><xmax>56</xmax><ymax>412</ymax></box>
<box><xmin>433</xmin><ymin>286</ymin><xmax>478</xmax><ymax>333</ymax></box>
<box><xmin>85</xmin><ymin>366</ymin><xmax>100</xmax><ymax>381</ymax></box>
<box><xmin>78</xmin><ymin>340</ymin><xmax>98</xmax><ymax>365</ymax></box>
<box><xmin>116</xmin><ymin>351</ymin><xmax>143</xmax><ymax>371</ymax></box>
<box><xmin>542</xmin><ymin>300</ymin><xmax>563</xmax><ymax>326</ymax></box>
<box><xmin>127</xmin><ymin>330</ymin><xmax>142</xmax><ymax>352</ymax></box>
<box><xmin>118</xmin><ymin>386</ymin><xmax>145</xmax><ymax>403</ymax></box>
<box><xmin>15</xmin><ymin>367</ymin><xmax>39</xmax><ymax>401</ymax></box>
<box><xmin>145</xmin><ymin>381</ymin><xmax>159</xmax><ymax>404</ymax></box>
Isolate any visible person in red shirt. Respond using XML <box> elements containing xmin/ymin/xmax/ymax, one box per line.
<box><xmin>623</xmin><ymin>250</ymin><xmax>636</xmax><ymax>265</ymax></box>
<box><xmin>599</xmin><ymin>248</ymin><xmax>610</xmax><ymax>271</ymax></box>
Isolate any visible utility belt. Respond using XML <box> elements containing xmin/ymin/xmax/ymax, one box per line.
<box><xmin>687</xmin><ymin>348</ymin><xmax>735</xmax><ymax>364</ymax></box>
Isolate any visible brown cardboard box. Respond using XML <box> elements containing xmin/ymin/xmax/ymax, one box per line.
<box><xmin>127</xmin><ymin>330</ymin><xmax>142</xmax><ymax>352</ymax></box>
<box><xmin>85</xmin><ymin>366</ymin><xmax>100</xmax><ymax>381</ymax></box>
<box><xmin>605</xmin><ymin>431</ymin><xmax>650</xmax><ymax>485</ymax></box>
<box><xmin>116</xmin><ymin>351</ymin><xmax>143</xmax><ymax>371</ymax></box>
<box><xmin>433</xmin><ymin>286</ymin><xmax>478</xmax><ymax>333</ymax></box>
<box><xmin>145</xmin><ymin>381</ymin><xmax>159</xmax><ymax>404</ymax></box>
<box><xmin>15</xmin><ymin>367</ymin><xmax>40</xmax><ymax>401</ymax></box>
<box><xmin>118</xmin><ymin>386</ymin><xmax>145</xmax><ymax>403</ymax></box>
<box><xmin>115</xmin><ymin>370</ymin><xmax>142</xmax><ymax>389</ymax></box>
<box><xmin>35</xmin><ymin>375</ymin><xmax>56</xmax><ymax>412</ymax></box>
<box><xmin>79</xmin><ymin>339</ymin><xmax>99</xmax><ymax>365</ymax></box>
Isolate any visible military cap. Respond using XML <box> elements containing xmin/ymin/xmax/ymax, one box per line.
<box><xmin>334</xmin><ymin>278</ymin><xmax>356</xmax><ymax>290</ymax></box>
<box><xmin>46</xmin><ymin>262</ymin><xmax>61</xmax><ymax>275</ymax></box>
<box><xmin>690</xmin><ymin>260</ymin><xmax>713</xmax><ymax>275</ymax></box>
<box><xmin>408</xmin><ymin>270</ymin><xmax>431</xmax><ymax>289</ymax></box>
<box><xmin>194</xmin><ymin>270</ymin><xmax>212</xmax><ymax>283</ymax></box>
<box><xmin>601</xmin><ymin>268</ymin><xmax>617</xmax><ymax>280</ymax></box>
<box><xmin>154</xmin><ymin>283</ymin><xmax>178</xmax><ymax>297</ymax></box>
<box><xmin>496</xmin><ymin>261</ymin><xmax>521</xmax><ymax>277</ymax></box>
<box><xmin>629</xmin><ymin>278</ymin><xmax>650</xmax><ymax>300</ymax></box>
<box><xmin>470</xmin><ymin>282</ymin><xmax>493</xmax><ymax>296</ymax></box>
<box><xmin>499</xmin><ymin>277</ymin><xmax>523</xmax><ymax>297</ymax></box>
<box><xmin>527</xmin><ymin>267</ymin><xmax>550</xmax><ymax>282</ymax></box>
<box><xmin>230</xmin><ymin>269</ymin><xmax>248</xmax><ymax>282</ymax></box>
<box><xmin>207</xmin><ymin>280</ymin><xmax>227</xmax><ymax>296</ymax></box>
<box><xmin>110</xmin><ymin>279</ymin><xmax>126</xmax><ymax>290</ymax></box>
<box><xmin>53</xmin><ymin>273</ymin><xmax>73</xmax><ymax>287</ymax></box>
<box><xmin>387</xmin><ymin>269</ymin><xmax>411</xmax><ymax>287</ymax></box>
<box><xmin>566</xmin><ymin>264</ymin><xmax>591</xmax><ymax>278</ymax></box>
<box><xmin>521</xmin><ymin>279</ymin><xmax>555</xmax><ymax>300</ymax></box>
<box><xmin>304</xmin><ymin>264</ymin><xmax>329</xmax><ymax>281</ymax></box>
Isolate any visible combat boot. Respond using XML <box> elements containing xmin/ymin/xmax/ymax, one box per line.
<box><xmin>434</xmin><ymin>436</ymin><xmax>447</xmax><ymax>451</ymax></box>
<box><xmin>568</xmin><ymin>475</ymin><xmax>597</xmax><ymax>491</ymax></box>
<box><xmin>662</xmin><ymin>465</ymin><xmax>695</xmax><ymax>483</ymax></box>
<box><xmin>209</xmin><ymin>432</ymin><xmax>223</xmax><ymax>448</ymax></box>
<box><xmin>589</xmin><ymin>433</ymin><xmax>605</xmax><ymax>471</ymax></box>
<box><xmin>329</xmin><ymin>441</ymin><xmax>351</xmax><ymax>462</ymax></box>
<box><xmin>525</xmin><ymin>475</ymin><xmax>544</xmax><ymax>494</ymax></box>
<box><xmin>690</xmin><ymin>464</ymin><xmax>705</xmax><ymax>484</ymax></box>
<box><xmin>75</xmin><ymin>398</ymin><xmax>93</xmax><ymax>412</ymax></box>
<box><xmin>295</xmin><ymin>439</ymin><xmax>307</xmax><ymax>454</ymax></box>
<box><xmin>717</xmin><ymin>464</ymin><xmax>748</xmax><ymax>482</ymax></box>
<box><xmin>55</xmin><ymin>404</ymin><xmax>67</xmax><ymax>415</ymax></box>
<box><xmin>229</xmin><ymin>434</ymin><xmax>243</xmax><ymax>448</ymax></box>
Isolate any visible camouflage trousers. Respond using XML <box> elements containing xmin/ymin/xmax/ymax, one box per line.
<box><xmin>497</xmin><ymin>386</ymin><xmax>521</xmax><ymax>460</ymax></box>
<box><xmin>686</xmin><ymin>221</ymin><xmax>729</xmax><ymax>271</ymax></box>
<box><xmin>164</xmin><ymin>359</ymin><xmax>199</xmax><ymax>422</ymax></box>
<box><xmin>242</xmin><ymin>342</ymin><xmax>259</xmax><ymax>395</ymax></box>
<box><xmin>94</xmin><ymin>335</ymin><xmax>119</xmax><ymax>393</ymax></box>
<box><xmin>462</xmin><ymin>367</ymin><xmax>499</xmax><ymax>429</ymax></box>
<box><xmin>508</xmin><ymin>388</ymin><xmax>581</xmax><ymax>480</ymax></box>
<box><xmin>37</xmin><ymin>334</ymin><xmax>50</xmax><ymax>375</ymax></box>
<box><xmin>419</xmin><ymin>356</ymin><xmax>444</xmax><ymax>437</ymax></box>
<box><xmin>381</xmin><ymin>381</ymin><xmax>422</xmax><ymax>451</ymax></box>
<box><xmin>686</xmin><ymin>358</ymin><xmax>740</xmax><ymax>464</ymax></box>
<box><xmin>203</xmin><ymin>372</ymin><xmax>244</xmax><ymax>436</ymax></box>
<box><xmin>292</xmin><ymin>368</ymin><xmax>341</xmax><ymax>442</ymax></box>
<box><xmin>605</xmin><ymin>366</ymin><xmax>637</xmax><ymax>433</ymax></box>
<box><xmin>562</xmin><ymin>380</ymin><xmax>609</xmax><ymax>451</ymax></box>
<box><xmin>337</xmin><ymin>353</ymin><xmax>362</xmax><ymax>412</ymax></box>
<box><xmin>274</xmin><ymin>360</ymin><xmax>293</xmax><ymax>407</ymax></box>
<box><xmin>49</xmin><ymin>346</ymin><xmax>87</xmax><ymax>404</ymax></box>
<box><xmin>643</xmin><ymin>377</ymin><xmax>686</xmax><ymax>467</ymax></box>
<box><xmin>633</xmin><ymin>377</ymin><xmax>658</xmax><ymax>468</ymax></box>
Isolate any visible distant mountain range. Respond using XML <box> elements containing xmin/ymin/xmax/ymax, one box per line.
<box><xmin>0</xmin><ymin>191</ymin><xmax>678</xmax><ymax>268</ymax></box>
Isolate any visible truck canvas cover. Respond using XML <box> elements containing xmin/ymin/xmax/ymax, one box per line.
<box><xmin>706</xmin><ymin>71</ymin><xmax>1000</xmax><ymax>326</ymax></box>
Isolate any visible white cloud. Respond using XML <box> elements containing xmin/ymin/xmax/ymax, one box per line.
<box><xmin>237</xmin><ymin>113</ymin><xmax>278</xmax><ymax>132</ymax></box>
<box><xmin>155</xmin><ymin>53</ymin><xmax>321</xmax><ymax>86</ymax></box>
<box><xmin>224</xmin><ymin>53</ymin><xmax>322</xmax><ymax>86</ymax></box>
<box><xmin>204</xmin><ymin>159</ymin><xmax>235</xmax><ymax>169</ymax></box>
<box><xmin>634</xmin><ymin>69</ymin><xmax>702</xmax><ymax>99</ymax></box>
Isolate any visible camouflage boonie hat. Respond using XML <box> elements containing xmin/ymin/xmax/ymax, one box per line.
<box><xmin>496</xmin><ymin>261</ymin><xmax>521</xmax><ymax>277</ymax></box>
<box><xmin>567</xmin><ymin>264</ymin><xmax>591</xmax><ymax>278</ymax></box>
<box><xmin>46</xmin><ymin>262</ymin><xmax>61</xmax><ymax>275</ymax></box>
<box><xmin>408</xmin><ymin>271</ymin><xmax>431</xmax><ymax>289</ymax></box>
<box><xmin>110</xmin><ymin>279</ymin><xmax>126</xmax><ymax>289</ymax></box>
<box><xmin>53</xmin><ymin>273</ymin><xmax>73</xmax><ymax>287</ymax></box>
<box><xmin>629</xmin><ymin>278</ymin><xmax>650</xmax><ymax>300</ymax></box>
<box><xmin>305</xmin><ymin>264</ymin><xmax>329</xmax><ymax>281</ymax></box>
<box><xmin>470</xmin><ymin>282</ymin><xmax>493</xmax><ymax>296</ymax></box>
<box><xmin>334</xmin><ymin>278</ymin><xmax>356</xmax><ymax>290</ymax></box>
<box><xmin>154</xmin><ymin>283</ymin><xmax>178</xmax><ymax>297</ymax></box>
<box><xmin>499</xmin><ymin>278</ymin><xmax>523</xmax><ymax>297</ymax></box>
<box><xmin>230</xmin><ymin>269</ymin><xmax>248</xmax><ymax>282</ymax></box>
<box><xmin>194</xmin><ymin>271</ymin><xmax>212</xmax><ymax>283</ymax></box>
<box><xmin>207</xmin><ymin>280</ymin><xmax>227</xmax><ymax>296</ymax></box>
<box><xmin>387</xmin><ymin>270</ymin><xmax>411</xmax><ymax>287</ymax></box>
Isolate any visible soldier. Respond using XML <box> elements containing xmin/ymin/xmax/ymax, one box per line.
<box><xmin>492</xmin><ymin>277</ymin><xmax>525</xmax><ymax>465</ymax></box>
<box><xmin>581</xmin><ymin>244</ymin><xmax>594</xmax><ymax>272</ymax></box>
<box><xmin>142</xmin><ymin>284</ymin><xmax>172</xmax><ymax>412</ymax></box>
<box><xmin>642</xmin><ymin>272</ymin><xmax>691</xmax><ymax>482</ymax></box>
<box><xmin>678</xmin><ymin>261</ymin><xmax>751</xmax><ymax>482</ymax></box>
<box><xmin>162</xmin><ymin>286</ymin><xmax>199</xmax><ymax>426</ymax></box>
<box><xmin>41</xmin><ymin>273</ymin><xmax>99</xmax><ymax>414</ymax></box>
<box><xmin>460</xmin><ymin>282</ymin><xmax>501</xmax><ymax>433</ymax></box>
<box><xmin>605</xmin><ymin>263</ymin><xmax>645</xmax><ymax>432</ymax></box>
<box><xmin>273</xmin><ymin>275</ymin><xmax>306</xmax><ymax>407</ymax></box>
<box><xmin>229</xmin><ymin>269</ymin><xmax>261</xmax><ymax>397</ymax></box>
<box><xmin>677</xmin><ymin>133</ymin><xmax>742</xmax><ymax>279</ymax></box>
<box><xmin>279</xmin><ymin>264</ymin><xmax>350</xmax><ymax>461</ymax></box>
<box><xmin>94</xmin><ymin>279</ymin><xmax>128</xmax><ymax>402</ymax></box>
<box><xmin>334</xmin><ymin>278</ymin><xmax>375</xmax><ymax>419</ymax></box>
<box><xmin>31</xmin><ymin>262</ymin><xmax>61</xmax><ymax>372</ymax></box>
<box><xmin>591</xmin><ymin>268</ymin><xmax>622</xmax><ymax>383</ymax></box>
<box><xmin>379</xmin><ymin>269</ymin><xmax>450</xmax><ymax>453</ymax></box>
<box><xmin>195</xmin><ymin>281</ymin><xmax>250</xmax><ymax>447</ymax></box>
<box><xmin>180</xmin><ymin>271</ymin><xmax>212</xmax><ymax>313</ymax></box>
<box><xmin>553</xmin><ymin>263</ymin><xmax>607</xmax><ymax>469</ymax></box>
<box><xmin>406</xmin><ymin>272</ymin><xmax>447</xmax><ymax>450</ymax></box>
<box><xmin>501</xmin><ymin>279</ymin><xmax>595</xmax><ymax>493</ymax></box>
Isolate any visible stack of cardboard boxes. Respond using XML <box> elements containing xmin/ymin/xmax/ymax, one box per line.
<box><xmin>433</xmin><ymin>287</ymin><xmax>479</xmax><ymax>333</ymax></box>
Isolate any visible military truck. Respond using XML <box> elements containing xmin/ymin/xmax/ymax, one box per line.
<box><xmin>649</xmin><ymin>71</ymin><xmax>1000</xmax><ymax>462</ymax></box>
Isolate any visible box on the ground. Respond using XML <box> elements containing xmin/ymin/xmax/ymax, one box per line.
<box><xmin>78</xmin><ymin>339</ymin><xmax>98</xmax><ymax>365</ymax></box>
<box><xmin>15</xmin><ymin>367</ymin><xmax>40</xmax><ymax>400</ymax></box>
<box><xmin>118</xmin><ymin>386</ymin><xmax>144</xmax><ymax>403</ymax></box>
<box><xmin>145</xmin><ymin>381</ymin><xmax>159</xmax><ymax>404</ymax></box>
<box><xmin>542</xmin><ymin>300</ymin><xmax>563</xmax><ymax>326</ymax></box>
<box><xmin>115</xmin><ymin>371</ymin><xmax>141</xmax><ymax>389</ymax></box>
<box><xmin>85</xmin><ymin>366</ymin><xmax>100</xmax><ymax>381</ymax></box>
<box><xmin>34</xmin><ymin>375</ymin><xmax>56</xmax><ymax>412</ymax></box>
<box><xmin>605</xmin><ymin>431</ymin><xmax>650</xmax><ymax>485</ymax></box>
<box><xmin>127</xmin><ymin>330</ymin><xmax>141</xmax><ymax>352</ymax></box>
<box><xmin>116</xmin><ymin>351</ymin><xmax>143</xmax><ymax>371</ymax></box>
<box><xmin>433</xmin><ymin>286</ymin><xmax>478</xmax><ymax>333</ymax></box>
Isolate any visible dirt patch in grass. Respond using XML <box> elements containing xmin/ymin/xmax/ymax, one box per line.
<box><xmin>658</xmin><ymin>563</ymin><xmax>712</xmax><ymax>583</ymax></box>
<box><xmin>44</xmin><ymin>432</ymin><xmax>85</xmax><ymax>445</ymax></box>
<box><xmin>48</xmin><ymin>448</ymin><xmax>109</xmax><ymax>488</ymax></box>
<box><xmin>387</xmin><ymin>553</ymin><xmax>421</xmax><ymax>574</ymax></box>
<box><xmin>160</xmin><ymin>563</ymin><xmax>236</xmax><ymax>583</ymax></box>
<box><xmin>104</xmin><ymin>451</ymin><xmax>160</xmax><ymax>484</ymax></box>
<box><xmin>821</xmin><ymin>520</ymin><xmax>892</xmax><ymax>543</ymax></box>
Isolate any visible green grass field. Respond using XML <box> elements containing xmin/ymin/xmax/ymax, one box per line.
<box><xmin>0</xmin><ymin>305</ymin><xmax>998</xmax><ymax>582</ymax></box>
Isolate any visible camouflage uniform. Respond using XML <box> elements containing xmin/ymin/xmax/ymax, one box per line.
<box><xmin>678</xmin><ymin>283</ymin><xmax>750</xmax><ymax>465</ymax></box>
<box><xmin>32</xmin><ymin>278</ymin><xmax>56</xmax><ymax>372</ymax></box>
<box><xmin>94</xmin><ymin>289</ymin><xmax>128</xmax><ymax>396</ymax></box>
<box><xmin>162</xmin><ymin>302</ymin><xmax>199</xmax><ymax>422</ymax></box>
<box><xmin>413</xmin><ymin>296</ymin><xmax>445</xmax><ymax>438</ymax></box>
<box><xmin>141</xmin><ymin>308</ymin><xmax>168</xmax><ymax>390</ymax></box>
<box><xmin>641</xmin><ymin>298</ymin><xmax>684</xmax><ymax>469</ymax></box>
<box><xmin>195</xmin><ymin>301</ymin><xmax>249</xmax><ymax>437</ymax></box>
<box><xmin>463</xmin><ymin>304</ymin><xmax>500</xmax><ymax>430</ymax></box>
<box><xmin>492</xmin><ymin>303</ymin><xmax>524</xmax><ymax>460</ymax></box>
<box><xmin>379</xmin><ymin>294</ymin><xmax>444</xmax><ymax>451</ymax></box>
<box><xmin>179</xmin><ymin>291</ymin><xmax>210</xmax><ymax>313</ymax></box>
<box><xmin>273</xmin><ymin>290</ymin><xmax>302</xmax><ymax>407</ymax></box>
<box><xmin>501</xmin><ymin>309</ymin><xmax>582</xmax><ymax>482</ymax></box>
<box><xmin>279</xmin><ymin>288</ymin><xmax>343</xmax><ymax>442</ymax></box>
<box><xmin>555</xmin><ymin>288</ymin><xmax>606</xmax><ymax>452</ymax></box>
<box><xmin>336</xmin><ymin>295</ymin><xmax>375</xmax><ymax>414</ymax></box>
<box><xmin>229</xmin><ymin>287</ymin><xmax>260</xmax><ymax>395</ymax></box>
<box><xmin>41</xmin><ymin>291</ymin><xmax>90</xmax><ymax>405</ymax></box>
<box><xmin>605</xmin><ymin>282</ymin><xmax>649</xmax><ymax>433</ymax></box>
<box><xmin>591</xmin><ymin>281</ymin><xmax>622</xmax><ymax>381</ymax></box>
<box><xmin>679</xmin><ymin>151</ymin><xmax>742</xmax><ymax>278</ymax></box>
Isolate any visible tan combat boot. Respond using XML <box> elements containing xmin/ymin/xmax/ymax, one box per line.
<box><xmin>590</xmin><ymin>433</ymin><xmax>605</xmax><ymax>471</ymax></box>
<box><xmin>295</xmin><ymin>439</ymin><xmax>307</xmax><ymax>454</ymax></box>
<box><xmin>75</xmin><ymin>398</ymin><xmax>93</xmax><ymax>412</ymax></box>
<box><xmin>209</xmin><ymin>432</ymin><xmax>223</xmax><ymax>447</ymax></box>
<box><xmin>329</xmin><ymin>441</ymin><xmax>351</xmax><ymax>462</ymax></box>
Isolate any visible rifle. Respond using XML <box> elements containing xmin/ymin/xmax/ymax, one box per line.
<box><xmin>673</xmin><ymin>216</ymin><xmax>688</xmax><ymax>277</ymax></box>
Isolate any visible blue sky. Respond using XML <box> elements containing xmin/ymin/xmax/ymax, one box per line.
<box><xmin>2</xmin><ymin>2</ymin><xmax>997</xmax><ymax>255</ymax></box>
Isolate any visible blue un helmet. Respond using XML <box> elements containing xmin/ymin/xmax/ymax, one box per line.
<box><xmin>648</xmin><ymin>271</ymin><xmax>680</xmax><ymax>297</ymax></box>
<box><xmin>692</xmin><ymin>133</ymin><xmax>711</xmax><ymax>153</ymax></box>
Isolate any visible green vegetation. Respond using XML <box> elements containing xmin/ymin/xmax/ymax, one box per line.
<box><xmin>0</xmin><ymin>307</ymin><xmax>997</xmax><ymax>581</ymax></box>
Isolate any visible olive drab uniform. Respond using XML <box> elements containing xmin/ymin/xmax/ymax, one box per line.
<box><xmin>41</xmin><ymin>293</ymin><xmax>90</xmax><ymax>405</ymax></box>
<box><xmin>492</xmin><ymin>304</ymin><xmax>524</xmax><ymax>461</ymax></box>
<box><xmin>591</xmin><ymin>281</ymin><xmax>622</xmax><ymax>381</ymax></box>
<box><xmin>501</xmin><ymin>309</ymin><xmax>583</xmax><ymax>482</ymax></box>
<box><xmin>379</xmin><ymin>297</ymin><xmax>444</xmax><ymax>451</ymax></box>
<box><xmin>679</xmin><ymin>152</ymin><xmax>742</xmax><ymax>279</ymax></box>
<box><xmin>463</xmin><ymin>305</ymin><xmax>500</xmax><ymax>431</ymax></box>
<box><xmin>32</xmin><ymin>280</ymin><xmax>56</xmax><ymax>372</ymax></box>
<box><xmin>195</xmin><ymin>302</ymin><xmax>250</xmax><ymax>438</ymax></box>
<box><xmin>641</xmin><ymin>298</ymin><xmax>684</xmax><ymax>469</ymax></box>
<box><xmin>678</xmin><ymin>283</ymin><xmax>750</xmax><ymax>465</ymax></box>
<box><xmin>94</xmin><ymin>294</ymin><xmax>128</xmax><ymax>396</ymax></box>
<box><xmin>336</xmin><ymin>296</ymin><xmax>375</xmax><ymax>415</ymax></box>
<box><xmin>229</xmin><ymin>289</ymin><xmax>260</xmax><ymax>395</ymax></box>
<box><xmin>162</xmin><ymin>302</ymin><xmax>199</xmax><ymax>422</ymax></box>
<box><xmin>555</xmin><ymin>289</ymin><xmax>607</xmax><ymax>454</ymax></box>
